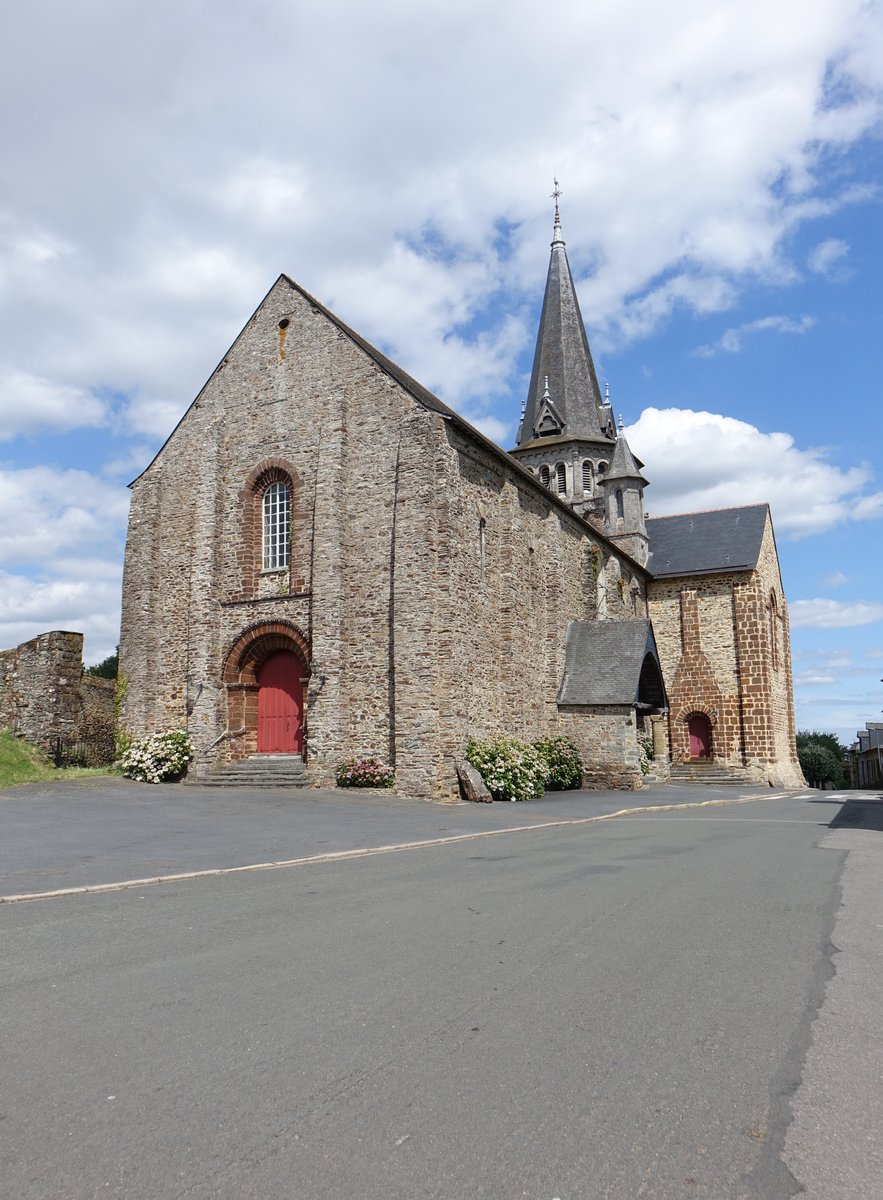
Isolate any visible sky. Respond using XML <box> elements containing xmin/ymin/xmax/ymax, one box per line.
<box><xmin>1</xmin><ymin>0</ymin><xmax>881</xmax><ymax>747</ymax></box>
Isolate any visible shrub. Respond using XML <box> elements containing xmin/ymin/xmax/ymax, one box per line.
<box><xmin>797</xmin><ymin>743</ymin><xmax>842</xmax><ymax>789</ymax></box>
<box><xmin>533</xmin><ymin>736</ymin><xmax>583</xmax><ymax>790</ymax></box>
<box><xmin>336</xmin><ymin>757</ymin><xmax>395</xmax><ymax>788</ymax></box>
<box><xmin>120</xmin><ymin>730</ymin><xmax>193</xmax><ymax>783</ymax></box>
<box><xmin>465</xmin><ymin>736</ymin><xmax>549</xmax><ymax>802</ymax></box>
<box><xmin>637</xmin><ymin>732</ymin><xmax>654</xmax><ymax>776</ymax></box>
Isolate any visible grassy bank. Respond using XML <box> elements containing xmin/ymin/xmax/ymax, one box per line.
<box><xmin>0</xmin><ymin>730</ymin><xmax>114</xmax><ymax>789</ymax></box>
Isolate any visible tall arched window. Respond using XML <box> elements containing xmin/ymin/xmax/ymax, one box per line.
<box><xmin>539</xmin><ymin>465</ymin><xmax>551</xmax><ymax>488</ymax></box>
<box><xmin>262</xmin><ymin>481</ymin><xmax>290</xmax><ymax>570</ymax></box>
<box><xmin>555</xmin><ymin>462</ymin><xmax>567</xmax><ymax>495</ymax></box>
<box><xmin>615</xmin><ymin>488</ymin><xmax>624</xmax><ymax>518</ymax></box>
<box><xmin>582</xmin><ymin>460</ymin><xmax>593</xmax><ymax>494</ymax></box>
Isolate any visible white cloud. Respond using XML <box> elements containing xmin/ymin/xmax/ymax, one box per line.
<box><xmin>0</xmin><ymin>466</ymin><xmax>129</xmax><ymax>565</ymax></box>
<box><xmin>821</xmin><ymin>571</ymin><xmax>850</xmax><ymax>588</ymax></box>
<box><xmin>627</xmin><ymin>407</ymin><xmax>883</xmax><ymax>536</ymax></box>
<box><xmin>0</xmin><ymin>370</ymin><xmax>107</xmax><ymax>440</ymax></box>
<box><xmin>807</xmin><ymin>238</ymin><xmax>851</xmax><ymax>278</ymax></box>
<box><xmin>790</xmin><ymin>599</ymin><xmax>883</xmax><ymax>629</ymax></box>
<box><xmin>692</xmin><ymin>315</ymin><xmax>815</xmax><ymax>357</ymax></box>
<box><xmin>0</xmin><ymin>0</ymin><xmax>878</xmax><ymax>430</ymax></box>
<box><xmin>796</xmin><ymin>671</ymin><xmax>837</xmax><ymax>685</ymax></box>
<box><xmin>0</xmin><ymin>571</ymin><xmax>120</xmax><ymax>665</ymax></box>
<box><xmin>0</xmin><ymin>466</ymin><xmax>127</xmax><ymax>661</ymax></box>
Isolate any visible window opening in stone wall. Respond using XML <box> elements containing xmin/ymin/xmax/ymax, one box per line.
<box><xmin>616</xmin><ymin>488</ymin><xmax>624</xmax><ymax>518</ymax></box>
<box><xmin>539</xmin><ymin>465</ymin><xmax>551</xmax><ymax>488</ymax></box>
<box><xmin>598</xmin><ymin>461</ymin><xmax>608</xmax><ymax>475</ymax></box>
<box><xmin>262</xmin><ymin>481</ymin><xmax>291</xmax><ymax>570</ymax></box>
<box><xmin>479</xmin><ymin>517</ymin><xmax>487</xmax><ymax>582</ymax></box>
<box><xmin>582</xmin><ymin>460</ymin><xmax>593</xmax><ymax>494</ymax></box>
<box><xmin>556</xmin><ymin>462</ymin><xmax>567</xmax><ymax>495</ymax></box>
<box><xmin>769</xmin><ymin>590</ymin><xmax>779</xmax><ymax>669</ymax></box>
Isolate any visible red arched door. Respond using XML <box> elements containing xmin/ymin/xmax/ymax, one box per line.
<box><xmin>688</xmin><ymin>714</ymin><xmax>712</xmax><ymax>759</ymax></box>
<box><xmin>257</xmin><ymin>651</ymin><xmax>303</xmax><ymax>753</ymax></box>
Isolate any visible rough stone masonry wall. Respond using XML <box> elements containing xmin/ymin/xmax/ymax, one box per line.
<box><xmin>647</xmin><ymin>514</ymin><xmax>803</xmax><ymax>786</ymax></box>
<box><xmin>120</xmin><ymin>274</ymin><xmax>648</xmax><ymax>800</ymax></box>
<box><xmin>733</xmin><ymin>521</ymin><xmax>803</xmax><ymax>787</ymax></box>
<box><xmin>0</xmin><ymin>631</ymin><xmax>114</xmax><ymax>751</ymax></box>
<box><xmin>650</xmin><ymin>578</ymin><xmax>742</xmax><ymax>766</ymax></box>
<box><xmin>427</xmin><ymin>422</ymin><xmax>643</xmax><ymax>796</ymax></box>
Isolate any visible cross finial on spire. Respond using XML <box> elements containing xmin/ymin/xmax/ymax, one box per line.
<box><xmin>550</xmin><ymin>181</ymin><xmax>565</xmax><ymax>246</ymax></box>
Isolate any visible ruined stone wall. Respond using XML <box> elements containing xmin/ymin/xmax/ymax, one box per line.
<box><xmin>0</xmin><ymin>631</ymin><xmax>113</xmax><ymax>752</ymax></box>
<box><xmin>647</xmin><ymin>513</ymin><xmax>803</xmax><ymax>786</ymax></box>
<box><xmin>120</xmin><ymin>275</ymin><xmax>648</xmax><ymax>800</ymax></box>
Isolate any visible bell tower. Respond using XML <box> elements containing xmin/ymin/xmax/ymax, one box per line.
<box><xmin>510</xmin><ymin>184</ymin><xmax>617</xmax><ymax>521</ymax></box>
<box><xmin>511</xmin><ymin>185</ymin><xmax>649</xmax><ymax>563</ymax></box>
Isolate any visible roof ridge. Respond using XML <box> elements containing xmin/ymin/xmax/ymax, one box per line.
<box><xmin>646</xmin><ymin>502</ymin><xmax>769</xmax><ymax>521</ymax></box>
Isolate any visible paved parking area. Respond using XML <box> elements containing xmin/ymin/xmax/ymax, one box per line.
<box><xmin>0</xmin><ymin>775</ymin><xmax>793</xmax><ymax>897</ymax></box>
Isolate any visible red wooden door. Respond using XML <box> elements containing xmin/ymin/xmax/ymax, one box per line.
<box><xmin>257</xmin><ymin>651</ymin><xmax>303</xmax><ymax>753</ymax></box>
<box><xmin>688</xmin><ymin>714</ymin><xmax>711</xmax><ymax>758</ymax></box>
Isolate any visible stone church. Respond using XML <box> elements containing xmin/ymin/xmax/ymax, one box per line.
<box><xmin>119</xmin><ymin>204</ymin><xmax>803</xmax><ymax>798</ymax></box>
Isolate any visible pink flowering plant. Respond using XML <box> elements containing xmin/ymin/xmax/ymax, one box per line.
<box><xmin>335</xmin><ymin>756</ymin><xmax>395</xmax><ymax>788</ymax></box>
<box><xmin>120</xmin><ymin>730</ymin><xmax>193</xmax><ymax>783</ymax></box>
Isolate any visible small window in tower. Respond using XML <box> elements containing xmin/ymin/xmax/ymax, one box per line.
<box><xmin>615</xmin><ymin>488</ymin><xmax>624</xmax><ymax>519</ymax></box>
<box><xmin>262</xmin><ymin>481</ymin><xmax>291</xmax><ymax>570</ymax></box>
<box><xmin>555</xmin><ymin>462</ymin><xmax>567</xmax><ymax>495</ymax></box>
<box><xmin>539</xmin><ymin>465</ymin><xmax>551</xmax><ymax>488</ymax></box>
<box><xmin>582</xmin><ymin>460</ymin><xmax>593</xmax><ymax>494</ymax></box>
<box><xmin>598</xmin><ymin>461</ymin><xmax>608</xmax><ymax>475</ymax></box>
<box><xmin>769</xmin><ymin>591</ymin><xmax>779</xmax><ymax>669</ymax></box>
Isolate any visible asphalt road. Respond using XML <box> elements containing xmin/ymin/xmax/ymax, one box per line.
<box><xmin>3</xmin><ymin>783</ymin><xmax>882</xmax><ymax>1198</ymax></box>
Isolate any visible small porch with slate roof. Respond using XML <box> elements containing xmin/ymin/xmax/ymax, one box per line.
<box><xmin>558</xmin><ymin>619</ymin><xmax>669</xmax><ymax>785</ymax></box>
<box><xmin>558</xmin><ymin>619</ymin><xmax>666</xmax><ymax>711</ymax></box>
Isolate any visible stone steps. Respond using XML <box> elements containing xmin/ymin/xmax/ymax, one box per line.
<box><xmin>185</xmin><ymin>754</ymin><xmax>308</xmax><ymax>788</ymax></box>
<box><xmin>669</xmin><ymin>762</ymin><xmax>751</xmax><ymax>786</ymax></box>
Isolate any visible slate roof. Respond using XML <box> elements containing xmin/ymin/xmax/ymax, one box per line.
<box><xmin>604</xmin><ymin>428</ymin><xmax>648</xmax><ymax>486</ymax></box>
<box><xmin>516</xmin><ymin>214</ymin><xmax>612</xmax><ymax>447</ymax></box>
<box><xmin>645</xmin><ymin>504</ymin><xmax>769</xmax><ymax>578</ymax></box>
<box><xmin>558</xmin><ymin>619</ymin><xmax>664</xmax><ymax>706</ymax></box>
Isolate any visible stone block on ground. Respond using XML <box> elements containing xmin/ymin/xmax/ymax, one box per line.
<box><xmin>456</xmin><ymin>759</ymin><xmax>493</xmax><ymax>803</ymax></box>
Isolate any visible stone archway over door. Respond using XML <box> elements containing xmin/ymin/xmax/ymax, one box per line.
<box><xmin>257</xmin><ymin>651</ymin><xmax>303</xmax><ymax>753</ymax></box>
<box><xmin>688</xmin><ymin>713</ymin><xmax>712</xmax><ymax>758</ymax></box>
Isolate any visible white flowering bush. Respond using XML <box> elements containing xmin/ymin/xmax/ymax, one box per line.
<box><xmin>637</xmin><ymin>732</ymin><xmax>654</xmax><ymax>776</ymax></box>
<box><xmin>533</xmin><ymin>736</ymin><xmax>583</xmax><ymax>790</ymax></box>
<box><xmin>465</xmin><ymin>736</ymin><xmax>549</xmax><ymax>802</ymax></box>
<box><xmin>336</xmin><ymin>757</ymin><xmax>395</xmax><ymax>788</ymax></box>
<box><xmin>120</xmin><ymin>730</ymin><xmax>193</xmax><ymax>783</ymax></box>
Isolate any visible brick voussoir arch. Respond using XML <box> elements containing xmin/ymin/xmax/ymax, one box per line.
<box><xmin>223</xmin><ymin>619</ymin><xmax>311</xmax><ymax>686</ymax></box>
<box><xmin>240</xmin><ymin>456</ymin><xmax>301</xmax><ymax>497</ymax></box>
<box><xmin>674</xmin><ymin>702</ymin><xmax>718</xmax><ymax>726</ymax></box>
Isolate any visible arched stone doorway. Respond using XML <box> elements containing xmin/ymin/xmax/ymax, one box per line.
<box><xmin>222</xmin><ymin>621</ymin><xmax>310</xmax><ymax>760</ymax></box>
<box><xmin>687</xmin><ymin>713</ymin><xmax>712</xmax><ymax>759</ymax></box>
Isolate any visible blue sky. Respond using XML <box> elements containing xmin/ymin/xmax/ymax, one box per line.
<box><xmin>1</xmin><ymin>0</ymin><xmax>881</xmax><ymax>746</ymax></box>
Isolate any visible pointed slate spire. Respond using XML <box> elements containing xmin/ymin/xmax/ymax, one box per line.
<box><xmin>517</xmin><ymin>199</ymin><xmax>607</xmax><ymax>446</ymax></box>
<box><xmin>604</xmin><ymin>421</ymin><xmax>648</xmax><ymax>486</ymax></box>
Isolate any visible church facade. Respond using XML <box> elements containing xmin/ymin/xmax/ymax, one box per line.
<box><xmin>119</xmin><ymin>209</ymin><xmax>803</xmax><ymax>798</ymax></box>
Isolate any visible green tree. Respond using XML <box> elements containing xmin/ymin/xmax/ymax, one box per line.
<box><xmin>86</xmin><ymin>646</ymin><xmax>119</xmax><ymax>680</ymax></box>
<box><xmin>796</xmin><ymin>730</ymin><xmax>848</xmax><ymax>787</ymax></box>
